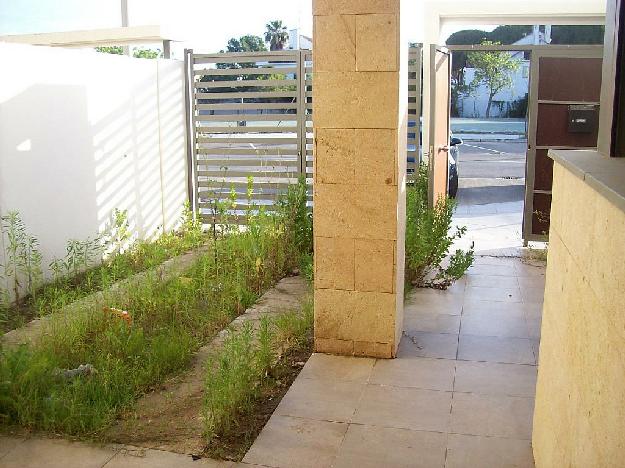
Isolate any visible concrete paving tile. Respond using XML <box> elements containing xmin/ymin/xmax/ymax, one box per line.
<box><xmin>332</xmin><ymin>425</ymin><xmax>447</xmax><ymax>468</ymax></box>
<box><xmin>399</xmin><ymin>332</ymin><xmax>459</xmax><ymax>360</ymax></box>
<box><xmin>369</xmin><ymin>357</ymin><xmax>456</xmax><ymax>391</ymax></box>
<box><xmin>471</xmin><ymin>257</ymin><xmax>519</xmax><ymax>267</ymax></box>
<box><xmin>451</xmin><ymin>393</ymin><xmax>534</xmax><ymax>439</ymax></box>
<box><xmin>530</xmin><ymin>339</ymin><xmax>541</xmax><ymax>364</ymax></box>
<box><xmin>467</xmin><ymin>275</ymin><xmax>519</xmax><ymax>288</ymax></box>
<box><xmin>403</xmin><ymin>312</ymin><xmax>460</xmax><ymax>334</ymax></box>
<box><xmin>353</xmin><ymin>385</ymin><xmax>452</xmax><ymax>432</ymax></box>
<box><xmin>0</xmin><ymin>438</ymin><xmax>117</xmax><ymax>468</ymax></box>
<box><xmin>274</xmin><ymin>376</ymin><xmax>364</xmax><ymax>422</ymax></box>
<box><xmin>465</xmin><ymin>286</ymin><xmax>522</xmax><ymax>303</ymax></box>
<box><xmin>454</xmin><ymin>361</ymin><xmax>537</xmax><ymax>397</ymax></box>
<box><xmin>526</xmin><ymin>316</ymin><xmax>542</xmax><ymax>339</ymax></box>
<box><xmin>298</xmin><ymin>353</ymin><xmax>374</xmax><ymax>383</ymax></box>
<box><xmin>458</xmin><ymin>335</ymin><xmax>535</xmax><ymax>365</ymax></box>
<box><xmin>514</xmin><ymin>262</ymin><xmax>546</xmax><ymax>277</ymax></box>
<box><xmin>105</xmin><ymin>448</ymin><xmax>232</xmax><ymax>468</ymax></box>
<box><xmin>406</xmin><ymin>290</ymin><xmax>465</xmax><ymax>315</ymax></box>
<box><xmin>460</xmin><ymin>311</ymin><xmax>529</xmax><ymax>338</ymax></box>
<box><xmin>404</xmin><ymin>300</ymin><xmax>463</xmax><ymax>316</ymax></box>
<box><xmin>0</xmin><ymin>437</ymin><xmax>25</xmax><ymax>460</ymax></box>
<box><xmin>462</xmin><ymin>299</ymin><xmax>538</xmax><ymax>316</ymax></box>
<box><xmin>520</xmin><ymin>287</ymin><xmax>545</xmax><ymax>304</ymax></box>
<box><xmin>445</xmin><ymin>434</ymin><xmax>535</xmax><ymax>468</ymax></box>
<box><xmin>242</xmin><ymin>415</ymin><xmax>347</xmax><ymax>468</ymax></box>
<box><xmin>517</xmin><ymin>276</ymin><xmax>546</xmax><ymax>290</ymax></box>
<box><xmin>467</xmin><ymin>263</ymin><xmax>517</xmax><ymax>277</ymax></box>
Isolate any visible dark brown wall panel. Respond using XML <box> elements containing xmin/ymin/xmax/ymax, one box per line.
<box><xmin>538</xmin><ymin>57</ymin><xmax>602</xmax><ymax>102</ymax></box>
<box><xmin>532</xmin><ymin>193</ymin><xmax>552</xmax><ymax>236</ymax></box>
<box><xmin>536</xmin><ymin>104</ymin><xmax>599</xmax><ymax>147</ymax></box>
<box><xmin>534</xmin><ymin>149</ymin><xmax>554</xmax><ymax>191</ymax></box>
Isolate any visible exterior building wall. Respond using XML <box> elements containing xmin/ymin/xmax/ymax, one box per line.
<box><xmin>0</xmin><ymin>42</ymin><xmax>188</xmax><ymax>294</ymax></box>
<box><xmin>312</xmin><ymin>0</ymin><xmax>407</xmax><ymax>358</ymax></box>
<box><xmin>533</xmin><ymin>161</ymin><xmax>625</xmax><ymax>466</ymax></box>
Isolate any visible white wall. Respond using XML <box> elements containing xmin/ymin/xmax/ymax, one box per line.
<box><xmin>0</xmin><ymin>42</ymin><xmax>188</xmax><ymax>288</ymax></box>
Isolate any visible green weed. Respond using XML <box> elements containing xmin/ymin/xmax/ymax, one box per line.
<box><xmin>203</xmin><ymin>298</ymin><xmax>313</xmax><ymax>441</ymax></box>
<box><xmin>1</xmin><ymin>206</ymin><xmax>206</xmax><ymax>333</ymax></box>
<box><xmin>405</xmin><ymin>164</ymin><xmax>474</xmax><ymax>289</ymax></box>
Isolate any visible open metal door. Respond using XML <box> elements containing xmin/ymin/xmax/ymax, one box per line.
<box><xmin>523</xmin><ymin>46</ymin><xmax>603</xmax><ymax>242</ymax></box>
<box><xmin>428</xmin><ymin>45</ymin><xmax>451</xmax><ymax>206</ymax></box>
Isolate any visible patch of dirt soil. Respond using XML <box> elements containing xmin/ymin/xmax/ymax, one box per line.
<box><xmin>202</xmin><ymin>341</ymin><xmax>313</xmax><ymax>462</ymax></box>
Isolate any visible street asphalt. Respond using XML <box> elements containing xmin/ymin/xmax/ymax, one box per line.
<box><xmin>456</xmin><ymin>140</ymin><xmax>527</xmax><ymax>206</ymax></box>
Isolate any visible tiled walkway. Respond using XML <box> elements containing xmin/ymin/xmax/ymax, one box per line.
<box><xmin>243</xmin><ymin>255</ymin><xmax>544</xmax><ymax>468</ymax></box>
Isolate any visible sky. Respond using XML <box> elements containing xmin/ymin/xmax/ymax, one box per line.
<box><xmin>0</xmin><ymin>0</ymin><xmax>494</xmax><ymax>53</ymax></box>
<box><xmin>0</xmin><ymin>0</ymin><xmax>314</xmax><ymax>52</ymax></box>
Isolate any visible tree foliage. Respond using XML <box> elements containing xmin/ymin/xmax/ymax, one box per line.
<box><xmin>467</xmin><ymin>41</ymin><xmax>521</xmax><ymax>118</ymax></box>
<box><xmin>94</xmin><ymin>46</ymin><xmax>161</xmax><ymax>59</ymax></box>
<box><xmin>264</xmin><ymin>20</ymin><xmax>289</xmax><ymax>51</ymax></box>
<box><xmin>551</xmin><ymin>25</ymin><xmax>604</xmax><ymax>44</ymax></box>
<box><xmin>223</xmin><ymin>35</ymin><xmax>267</xmax><ymax>53</ymax></box>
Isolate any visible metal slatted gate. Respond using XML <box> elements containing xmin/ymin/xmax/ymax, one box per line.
<box><xmin>523</xmin><ymin>46</ymin><xmax>603</xmax><ymax>242</ymax></box>
<box><xmin>408</xmin><ymin>45</ymin><xmax>423</xmax><ymax>177</ymax></box>
<box><xmin>184</xmin><ymin>49</ymin><xmax>312</xmax><ymax>225</ymax></box>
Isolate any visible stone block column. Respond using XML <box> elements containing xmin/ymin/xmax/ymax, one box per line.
<box><xmin>312</xmin><ymin>0</ymin><xmax>407</xmax><ymax>358</ymax></box>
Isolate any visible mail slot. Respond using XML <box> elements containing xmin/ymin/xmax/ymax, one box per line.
<box><xmin>568</xmin><ymin>104</ymin><xmax>598</xmax><ymax>133</ymax></box>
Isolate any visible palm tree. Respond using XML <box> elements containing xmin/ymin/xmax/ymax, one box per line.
<box><xmin>264</xmin><ymin>20</ymin><xmax>289</xmax><ymax>51</ymax></box>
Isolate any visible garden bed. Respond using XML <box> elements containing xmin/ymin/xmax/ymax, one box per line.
<box><xmin>104</xmin><ymin>275</ymin><xmax>312</xmax><ymax>460</ymax></box>
<box><xmin>1</xmin><ymin>207</ymin><xmax>206</xmax><ymax>333</ymax></box>
<box><xmin>0</xmin><ymin>179</ymin><xmax>313</xmax><ymax>442</ymax></box>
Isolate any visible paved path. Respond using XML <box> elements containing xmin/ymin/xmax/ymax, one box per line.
<box><xmin>244</xmin><ymin>174</ymin><xmax>544</xmax><ymax>467</ymax></box>
<box><xmin>243</xmin><ymin>255</ymin><xmax>543</xmax><ymax>468</ymax></box>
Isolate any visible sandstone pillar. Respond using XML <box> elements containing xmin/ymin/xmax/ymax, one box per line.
<box><xmin>313</xmin><ymin>0</ymin><xmax>407</xmax><ymax>358</ymax></box>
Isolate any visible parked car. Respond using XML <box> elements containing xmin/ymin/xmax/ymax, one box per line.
<box><xmin>406</xmin><ymin>131</ymin><xmax>463</xmax><ymax>199</ymax></box>
<box><xmin>448</xmin><ymin>136</ymin><xmax>463</xmax><ymax>198</ymax></box>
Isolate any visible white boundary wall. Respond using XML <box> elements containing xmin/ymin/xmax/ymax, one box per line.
<box><xmin>0</xmin><ymin>42</ymin><xmax>188</xmax><ymax>283</ymax></box>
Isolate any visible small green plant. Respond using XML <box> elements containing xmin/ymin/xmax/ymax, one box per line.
<box><xmin>203</xmin><ymin>299</ymin><xmax>313</xmax><ymax>442</ymax></box>
<box><xmin>0</xmin><ymin>211</ymin><xmax>43</xmax><ymax>302</ymax></box>
<box><xmin>405</xmin><ymin>164</ymin><xmax>474</xmax><ymax>289</ymax></box>
<box><xmin>2</xmin><ymin>205</ymin><xmax>208</xmax><ymax>333</ymax></box>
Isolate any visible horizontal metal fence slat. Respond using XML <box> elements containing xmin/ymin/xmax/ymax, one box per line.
<box><xmin>195</xmin><ymin>91</ymin><xmax>298</xmax><ymax>99</ymax></box>
<box><xmin>196</xmin><ymin>114</ymin><xmax>298</xmax><ymax>122</ymax></box>
<box><xmin>196</xmin><ymin>126</ymin><xmax>297</xmax><ymax>134</ymax></box>
<box><xmin>197</xmin><ymin>136</ymin><xmax>298</xmax><ymax>144</ymax></box>
<box><xmin>194</xmin><ymin>67</ymin><xmax>298</xmax><ymax>77</ymax></box>
<box><xmin>197</xmin><ymin>148</ymin><xmax>298</xmax><ymax>155</ymax></box>
<box><xmin>196</xmin><ymin>79</ymin><xmax>297</xmax><ymax>89</ymax></box>
<box><xmin>196</xmin><ymin>102</ymin><xmax>297</xmax><ymax>111</ymax></box>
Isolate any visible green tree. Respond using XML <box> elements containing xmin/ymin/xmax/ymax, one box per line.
<box><xmin>551</xmin><ymin>25</ymin><xmax>604</xmax><ymax>44</ymax></box>
<box><xmin>467</xmin><ymin>41</ymin><xmax>521</xmax><ymax>118</ymax></box>
<box><xmin>264</xmin><ymin>20</ymin><xmax>289</xmax><ymax>51</ymax></box>
<box><xmin>94</xmin><ymin>46</ymin><xmax>161</xmax><ymax>59</ymax></box>
<box><xmin>95</xmin><ymin>46</ymin><xmax>123</xmax><ymax>55</ymax></box>
<box><xmin>223</xmin><ymin>35</ymin><xmax>267</xmax><ymax>53</ymax></box>
<box><xmin>488</xmin><ymin>25</ymin><xmax>532</xmax><ymax>45</ymax></box>
<box><xmin>133</xmin><ymin>47</ymin><xmax>161</xmax><ymax>59</ymax></box>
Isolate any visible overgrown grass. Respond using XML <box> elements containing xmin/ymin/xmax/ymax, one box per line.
<box><xmin>405</xmin><ymin>164</ymin><xmax>474</xmax><ymax>289</ymax></box>
<box><xmin>203</xmin><ymin>299</ymin><xmax>313</xmax><ymax>441</ymax></box>
<box><xmin>0</xmin><ymin>180</ymin><xmax>312</xmax><ymax>436</ymax></box>
<box><xmin>1</xmin><ymin>205</ymin><xmax>206</xmax><ymax>332</ymax></box>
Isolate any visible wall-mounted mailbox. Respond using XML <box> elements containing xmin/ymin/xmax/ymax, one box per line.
<box><xmin>568</xmin><ymin>104</ymin><xmax>599</xmax><ymax>133</ymax></box>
